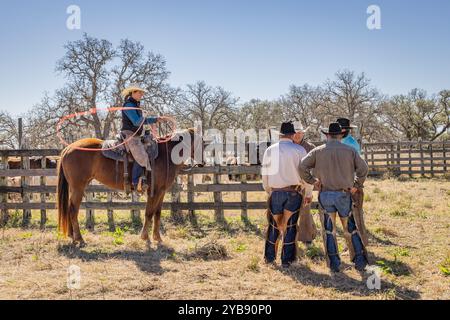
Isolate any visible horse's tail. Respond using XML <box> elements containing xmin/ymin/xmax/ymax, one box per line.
<box><xmin>57</xmin><ymin>159</ymin><xmax>70</xmax><ymax>236</ymax></box>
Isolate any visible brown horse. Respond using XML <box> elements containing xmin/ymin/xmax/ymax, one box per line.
<box><xmin>57</xmin><ymin>128</ymin><xmax>201</xmax><ymax>246</ymax></box>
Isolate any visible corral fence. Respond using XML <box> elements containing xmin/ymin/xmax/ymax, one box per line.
<box><xmin>0</xmin><ymin>141</ymin><xmax>448</xmax><ymax>230</ymax></box>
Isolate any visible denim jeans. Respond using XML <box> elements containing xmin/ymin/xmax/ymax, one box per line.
<box><xmin>318</xmin><ymin>191</ymin><xmax>366</xmax><ymax>269</ymax></box>
<box><xmin>318</xmin><ymin>191</ymin><xmax>352</xmax><ymax>217</ymax></box>
<box><xmin>270</xmin><ymin>191</ymin><xmax>302</xmax><ymax>214</ymax></box>
<box><xmin>265</xmin><ymin>191</ymin><xmax>302</xmax><ymax>265</ymax></box>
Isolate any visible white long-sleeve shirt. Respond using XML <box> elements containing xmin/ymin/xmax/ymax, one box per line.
<box><xmin>261</xmin><ymin>138</ymin><xmax>313</xmax><ymax>197</ymax></box>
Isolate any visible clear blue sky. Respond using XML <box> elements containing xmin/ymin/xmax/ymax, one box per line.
<box><xmin>1</xmin><ymin>0</ymin><xmax>449</xmax><ymax>116</ymax></box>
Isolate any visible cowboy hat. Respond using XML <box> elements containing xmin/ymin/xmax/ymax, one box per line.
<box><xmin>336</xmin><ymin>118</ymin><xmax>357</xmax><ymax>129</ymax></box>
<box><xmin>121</xmin><ymin>84</ymin><xmax>146</xmax><ymax>97</ymax></box>
<box><xmin>280</xmin><ymin>121</ymin><xmax>296</xmax><ymax>135</ymax></box>
<box><xmin>320</xmin><ymin>122</ymin><xmax>344</xmax><ymax>135</ymax></box>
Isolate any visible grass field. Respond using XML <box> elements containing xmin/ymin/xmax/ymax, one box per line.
<box><xmin>0</xmin><ymin>177</ymin><xmax>449</xmax><ymax>300</ymax></box>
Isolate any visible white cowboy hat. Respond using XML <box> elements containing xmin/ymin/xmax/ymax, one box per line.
<box><xmin>121</xmin><ymin>84</ymin><xmax>146</xmax><ymax>97</ymax></box>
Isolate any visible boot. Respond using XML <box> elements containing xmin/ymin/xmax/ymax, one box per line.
<box><xmin>140</xmin><ymin>175</ymin><xmax>148</xmax><ymax>193</ymax></box>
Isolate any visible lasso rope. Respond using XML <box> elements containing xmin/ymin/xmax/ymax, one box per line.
<box><xmin>56</xmin><ymin>107</ymin><xmax>177</xmax><ymax>151</ymax></box>
<box><xmin>150</xmin><ymin>115</ymin><xmax>177</xmax><ymax>143</ymax></box>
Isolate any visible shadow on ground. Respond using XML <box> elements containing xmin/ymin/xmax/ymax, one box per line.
<box><xmin>57</xmin><ymin>242</ymin><xmax>180</xmax><ymax>275</ymax></box>
<box><xmin>280</xmin><ymin>252</ymin><xmax>420</xmax><ymax>299</ymax></box>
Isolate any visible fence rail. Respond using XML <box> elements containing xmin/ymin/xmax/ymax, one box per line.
<box><xmin>0</xmin><ymin>141</ymin><xmax>448</xmax><ymax>229</ymax></box>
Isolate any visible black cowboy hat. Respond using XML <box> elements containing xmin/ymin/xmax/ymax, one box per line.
<box><xmin>336</xmin><ymin>117</ymin><xmax>357</xmax><ymax>129</ymax></box>
<box><xmin>280</xmin><ymin>121</ymin><xmax>296</xmax><ymax>135</ymax></box>
<box><xmin>321</xmin><ymin>122</ymin><xmax>344</xmax><ymax>135</ymax></box>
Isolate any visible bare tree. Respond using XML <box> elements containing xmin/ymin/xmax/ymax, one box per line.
<box><xmin>174</xmin><ymin>81</ymin><xmax>239</xmax><ymax>130</ymax></box>
<box><xmin>0</xmin><ymin>111</ymin><xmax>19</xmax><ymax>149</ymax></box>
<box><xmin>236</xmin><ymin>99</ymin><xmax>283</xmax><ymax>131</ymax></box>
<box><xmin>27</xmin><ymin>34</ymin><xmax>176</xmax><ymax>147</ymax></box>
<box><xmin>109</xmin><ymin>39</ymin><xmax>179</xmax><ymax>118</ymax></box>
<box><xmin>55</xmin><ymin>34</ymin><xmax>114</xmax><ymax>139</ymax></box>
<box><xmin>279</xmin><ymin>84</ymin><xmax>328</xmax><ymax>140</ymax></box>
<box><xmin>429</xmin><ymin>90</ymin><xmax>450</xmax><ymax>140</ymax></box>
<box><xmin>381</xmin><ymin>89</ymin><xmax>450</xmax><ymax>141</ymax></box>
<box><xmin>324</xmin><ymin>70</ymin><xmax>383</xmax><ymax>140</ymax></box>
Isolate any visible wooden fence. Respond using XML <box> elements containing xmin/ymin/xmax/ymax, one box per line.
<box><xmin>362</xmin><ymin>141</ymin><xmax>449</xmax><ymax>176</ymax></box>
<box><xmin>0</xmin><ymin>141</ymin><xmax>448</xmax><ymax>229</ymax></box>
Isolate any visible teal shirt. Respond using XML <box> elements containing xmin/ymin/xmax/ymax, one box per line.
<box><xmin>342</xmin><ymin>135</ymin><xmax>361</xmax><ymax>154</ymax></box>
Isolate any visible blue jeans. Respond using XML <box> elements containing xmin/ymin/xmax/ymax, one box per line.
<box><xmin>318</xmin><ymin>191</ymin><xmax>366</xmax><ymax>269</ymax></box>
<box><xmin>319</xmin><ymin>191</ymin><xmax>352</xmax><ymax>217</ymax></box>
<box><xmin>132</xmin><ymin>161</ymin><xmax>143</xmax><ymax>186</ymax></box>
<box><xmin>265</xmin><ymin>191</ymin><xmax>302</xmax><ymax>265</ymax></box>
<box><xmin>270</xmin><ymin>191</ymin><xmax>302</xmax><ymax>214</ymax></box>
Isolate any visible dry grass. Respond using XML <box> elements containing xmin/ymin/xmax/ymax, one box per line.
<box><xmin>0</xmin><ymin>177</ymin><xmax>449</xmax><ymax>300</ymax></box>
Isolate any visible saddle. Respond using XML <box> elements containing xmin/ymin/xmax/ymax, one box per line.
<box><xmin>101</xmin><ymin>130</ymin><xmax>159</xmax><ymax>195</ymax></box>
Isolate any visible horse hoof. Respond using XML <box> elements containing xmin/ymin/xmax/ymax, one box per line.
<box><xmin>140</xmin><ymin>234</ymin><xmax>150</xmax><ymax>241</ymax></box>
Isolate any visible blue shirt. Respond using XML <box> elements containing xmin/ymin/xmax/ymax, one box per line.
<box><xmin>342</xmin><ymin>135</ymin><xmax>361</xmax><ymax>154</ymax></box>
<box><xmin>121</xmin><ymin>96</ymin><xmax>158</xmax><ymax>135</ymax></box>
<box><xmin>123</xmin><ymin>100</ymin><xmax>158</xmax><ymax>127</ymax></box>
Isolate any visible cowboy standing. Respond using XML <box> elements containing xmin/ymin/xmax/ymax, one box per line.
<box><xmin>336</xmin><ymin>117</ymin><xmax>369</xmax><ymax>247</ymax></box>
<box><xmin>121</xmin><ymin>84</ymin><xmax>160</xmax><ymax>192</ymax></box>
<box><xmin>336</xmin><ymin>118</ymin><xmax>361</xmax><ymax>154</ymax></box>
<box><xmin>299</xmin><ymin>122</ymin><xmax>369</xmax><ymax>272</ymax></box>
<box><xmin>261</xmin><ymin>121</ymin><xmax>313</xmax><ymax>267</ymax></box>
<box><xmin>292</xmin><ymin>122</ymin><xmax>317</xmax><ymax>246</ymax></box>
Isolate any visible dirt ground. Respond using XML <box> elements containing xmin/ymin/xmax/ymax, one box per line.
<box><xmin>0</xmin><ymin>177</ymin><xmax>449</xmax><ymax>300</ymax></box>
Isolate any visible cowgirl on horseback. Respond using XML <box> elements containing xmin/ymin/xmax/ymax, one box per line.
<box><xmin>121</xmin><ymin>84</ymin><xmax>160</xmax><ymax>192</ymax></box>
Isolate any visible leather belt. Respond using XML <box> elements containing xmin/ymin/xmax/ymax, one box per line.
<box><xmin>320</xmin><ymin>188</ymin><xmax>352</xmax><ymax>193</ymax></box>
<box><xmin>271</xmin><ymin>185</ymin><xmax>302</xmax><ymax>192</ymax></box>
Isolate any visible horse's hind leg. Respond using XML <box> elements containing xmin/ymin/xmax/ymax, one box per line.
<box><xmin>68</xmin><ymin>218</ymin><xmax>74</xmax><ymax>239</ymax></box>
<box><xmin>68</xmin><ymin>189</ymin><xmax>86</xmax><ymax>246</ymax></box>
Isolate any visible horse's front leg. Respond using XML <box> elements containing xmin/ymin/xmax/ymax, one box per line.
<box><xmin>152</xmin><ymin>203</ymin><xmax>164</xmax><ymax>243</ymax></box>
<box><xmin>140</xmin><ymin>200</ymin><xmax>154</xmax><ymax>242</ymax></box>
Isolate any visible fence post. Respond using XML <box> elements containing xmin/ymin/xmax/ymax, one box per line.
<box><xmin>240</xmin><ymin>173</ymin><xmax>248</xmax><ymax>223</ymax></box>
<box><xmin>210</xmin><ymin>145</ymin><xmax>225</xmax><ymax>223</ymax></box>
<box><xmin>213</xmin><ymin>171</ymin><xmax>224</xmax><ymax>224</ymax></box>
<box><xmin>107</xmin><ymin>192</ymin><xmax>115</xmax><ymax>232</ymax></box>
<box><xmin>187</xmin><ymin>174</ymin><xmax>197</xmax><ymax>225</ymax></box>
<box><xmin>443</xmin><ymin>141</ymin><xmax>447</xmax><ymax>172</ymax></box>
<box><xmin>430</xmin><ymin>143</ymin><xmax>434</xmax><ymax>177</ymax></box>
<box><xmin>395</xmin><ymin>142</ymin><xmax>401</xmax><ymax>176</ymax></box>
<box><xmin>85</xmin><ymin>192</ymin><xmax>95</xmax><ymax>231</ymax></box>
<box><xmin>39</xmin><ymin>157</ymin><xmax>47</xmax><ymax>229</ymax></box>
<box><xmin>0</xmin><ymin>155</ymin><xmax>8</xmax><ymax>226</ymax></box>
<box><xmin>21</xmin><ymin>153</ymin><xmax>31</xmax><ymax>227</ymax></box>
<box><xmin>170</xmin><ymin>176</ymin><xmax>182</xmax><ymax>222</ymax></box>
<box><xmin>419</xmin><ymin>142</ymin><xmax>425</xmax><ymax>177</ymax></box>
<box><xmin>408</xmin><ymin>143</ymin><xmax>413</xmax><ymax>177</ymax></box>
<box><xmin>131</xmin><ymin>191</ymin><xmax>142</xmax><ymax>228</ymax></box>
<box><xmin>371</xmin><ymin>147</ymin><xmax>375</xmax><ymax>170</ymax></box>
